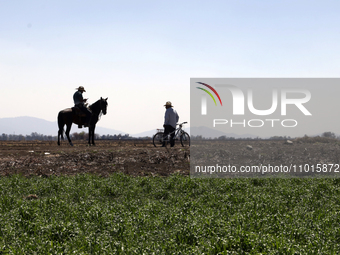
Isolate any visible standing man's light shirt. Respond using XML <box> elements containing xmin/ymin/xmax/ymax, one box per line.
<box><xmin>164</xmin><ymin>108</ymin><xmax>179</xmax><ymax>128</ymax></box>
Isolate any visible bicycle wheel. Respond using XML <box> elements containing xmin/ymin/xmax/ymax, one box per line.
<box><xmin>153</xmin><ymin>132</ymin><xmax>165</xmax><ymax>147</ymax></box>
<box><xmin>180</xmin><ymin>132</ymin><xmax>190</xmax><ymax>147</ymax></box>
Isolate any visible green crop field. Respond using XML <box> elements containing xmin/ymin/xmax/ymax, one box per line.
<box><xmin>0</xmin><ymin>174</ymin><xmax>339</xmax><ymax>254</ymax></box>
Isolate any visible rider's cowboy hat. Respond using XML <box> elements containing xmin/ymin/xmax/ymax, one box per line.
<box><xmin>164</xmin><ymin>101</ymin><xmax>173</xmax><ymax>107</ymax></box>
<box><xmin>76</xmin><ymin>86</ymin><xmax>86</xmax><ymax>92</ymax></box>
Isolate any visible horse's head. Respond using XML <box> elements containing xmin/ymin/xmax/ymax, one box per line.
<box><xmin>100</xmin><ymin>97</ymin><xmax>108</xmax><ymax>115</ymax></box>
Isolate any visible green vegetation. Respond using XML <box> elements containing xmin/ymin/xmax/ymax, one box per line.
<box><xmin>0</xmin><ymin>174</ymin><xmax>340</xmax><ymax>254</ymax></box>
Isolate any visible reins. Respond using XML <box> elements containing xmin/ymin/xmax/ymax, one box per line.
<box><xmin>89</xmin><ymin>99</ymin><xmax>105</xmax><ymax>121</ymax></box>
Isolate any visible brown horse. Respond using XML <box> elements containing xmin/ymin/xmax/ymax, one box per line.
<box><xmin>57</xmin><ymin>97</ymin><xmax>108</xmax><ymax>146</ymax></box>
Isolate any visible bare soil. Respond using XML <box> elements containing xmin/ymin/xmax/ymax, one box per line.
<box><xmin>0</xmin><ymin>140</ymin><xmax>190</xmax><ymax>177</ymax></box>
<box><xmin>0</xmin><ymin>137</ymin><xmax>339</xmax><ymax>177</ymax></box>
<box><xmin>191</xmin><ymin>136</ymin><xmax>340</xmax><ymax>177</ymax></box>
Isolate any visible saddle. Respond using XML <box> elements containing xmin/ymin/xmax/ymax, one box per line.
<box><xmin>72</xmin><ymin>106</ymin><xmax>88</xmax><ymax>128</ymax></box>
<box><xmin>72</xmin><ymin>106</ymin><xmax>87</xmax><ymax>117</ymax></box>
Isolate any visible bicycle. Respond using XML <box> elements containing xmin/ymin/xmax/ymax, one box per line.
<box><xmin>153</xmin><ymin>122</ymin><xmax>190</xmax><ymax>147</ymax></box>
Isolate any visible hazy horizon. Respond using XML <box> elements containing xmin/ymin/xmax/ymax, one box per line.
<box><xmin>0</xmin><ymin>115</ymin><xmax>335</xmax><ymax>139</ymax></box>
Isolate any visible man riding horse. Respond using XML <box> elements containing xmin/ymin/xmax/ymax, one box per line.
<box><xmin>58</xmin><ymin>87</ymin><xmax>108</xmax><ymax>146</ymax></box>
<box><xmin>73</xmin><ymin>86</ymin><xmax>92</xmax><ymax>127</ymax></box>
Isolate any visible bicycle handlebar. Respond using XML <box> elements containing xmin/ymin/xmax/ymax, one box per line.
<box><xmin>177</xmin><ymin>122</ymin><xmax>187</xmax><ymax>126</ymax></box>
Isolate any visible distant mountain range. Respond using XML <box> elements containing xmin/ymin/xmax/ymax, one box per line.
<box><xmin>0</xmin><ymin>116</ymin><xmax>188</xmax><ymax>138</ymax></box>
<box><xmin>0</xmin><ymin>116</ymin><xmax>125</xmax><ymax>136</ymax></box>
<box><xmin>0</xmin><ymin>116</ymin><xmax>259</xmax><ymax>139</ymax></box>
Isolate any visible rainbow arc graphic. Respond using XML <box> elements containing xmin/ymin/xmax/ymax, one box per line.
<box><xmin>196</xmin><ymin>82</ymin><xmax>223</xmax><ymax>106</ymax></box>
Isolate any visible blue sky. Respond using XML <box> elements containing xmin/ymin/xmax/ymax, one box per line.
<box><xmin>1</xmin><ymin>0</ymin><xmax>340</xmax><ymax>135</ymax></box>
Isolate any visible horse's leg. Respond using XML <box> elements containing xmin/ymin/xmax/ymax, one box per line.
<box><xmin>88</xmin><ymin>126</ymin><xmax>92</xmax><ymax>146</ymax></box>
<box><xmin>57</xmin><ymin>112</ymin><xmax>64</xmax><ymax>146</ymax></box>
<box><xmin>92</xmin><ymin>125</ymin><xmax>96</xmax><ymax>145</ymax></box>
<box><xmin>65</xmin><ymin>123</ymin><xmax>73</xmax><ymax>146</ymax></box>
<box><xmin>58</xmin><ymin>127</ymin><xmax>65</xmax><ymax>146</ymax></box>
<box><xmin>57</xmin><ymin>127</ymin><xmax>60</xmax><ymax>145</ymax></box>
<box><xmin>57</xmin><ymin>129</ymin><xmax>62</xmax><ymax>146</ymax></box>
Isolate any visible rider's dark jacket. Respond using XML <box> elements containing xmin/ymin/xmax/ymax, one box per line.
<box><xmin>73</xmin><ymin>91</ymin><xmax>84</xmax><ymax>106</ymax></box>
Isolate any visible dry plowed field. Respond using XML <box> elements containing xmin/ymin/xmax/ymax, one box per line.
<box><xmin>0</xmin><ymin>140</ymin><xmax>190</xmax><ymax>177</ymax></box>
<box><xmin>1</xmin><ymin>137</ymin><xmax>340</xmax><ymax>178</ymax></box>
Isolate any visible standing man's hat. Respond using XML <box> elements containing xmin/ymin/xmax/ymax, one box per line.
<box><xmin>164</xmin><ymin>101</ymin><xmax>173</xmax><ymax>107</ymax></box>
<box><xmin>76</xmin><ymin>86</ymin><xmax>86</xmax><ymax>92</ymax></box>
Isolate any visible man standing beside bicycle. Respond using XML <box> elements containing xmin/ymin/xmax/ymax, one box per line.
<box><xmin>163</xmin><ymin>101</ymin><xmax>179</xmax><ymax>147</ymax></box>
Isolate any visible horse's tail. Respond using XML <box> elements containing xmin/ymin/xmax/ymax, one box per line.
<box><xmin>57</xmin><ymin>111</ymin><xmax>64</xmax><ymax>140</ymax></box>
